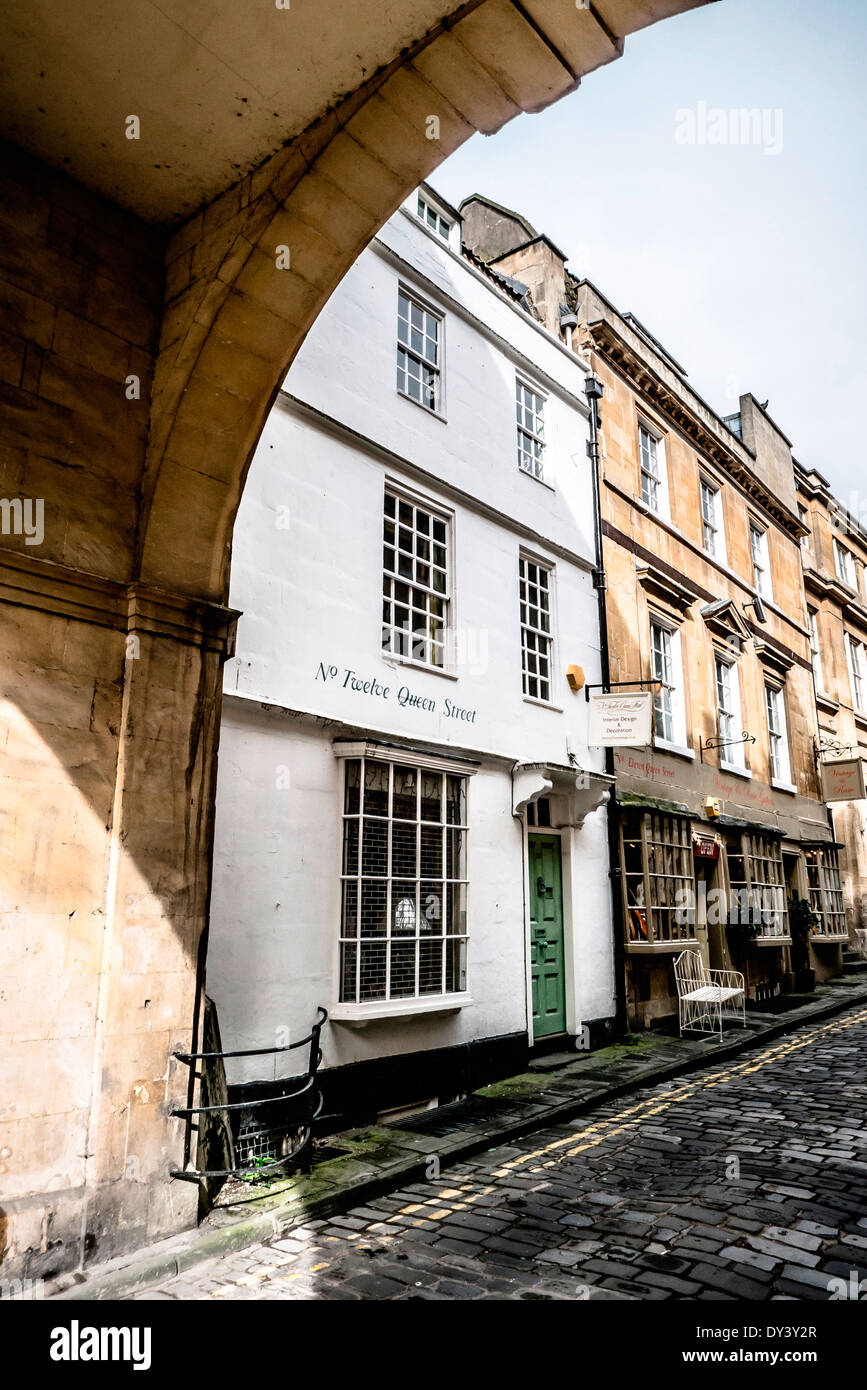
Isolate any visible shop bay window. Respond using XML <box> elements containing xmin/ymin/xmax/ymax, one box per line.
<box><xmin>726</xmin><ymin>832</ymin><xmax>789</xmax><ymax>940</ymax></box>
<box><xmin>805</xmin><ymin>846</ymin><xmax>847</xmax><ymax>939</ymax></box>
<box><xmin>620</xmin><ymin>811</ymin><xmax>696</xmax><ymax>950</ymax></box>
<box><xmin>340</xmin><ymin>755</ymin><xmax>468</xmax><ymax>1004</ymax></box>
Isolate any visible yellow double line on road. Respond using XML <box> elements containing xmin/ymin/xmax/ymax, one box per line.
<box><xmin>490</xmin><ymin>1006</ymin><xmax>867</xmax><ymax>1179</ymax></box>
<box><xmin>207</xmin><ymin>1006</ymin><xmax>866</xmax><ymax>1294</ymax></box>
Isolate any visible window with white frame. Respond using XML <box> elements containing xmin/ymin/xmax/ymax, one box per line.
<box><xmin>397</xmin><ymin>288</ymin><xmax>441</xmax><ymax>412</ymax></box>
<box><xmin>847</xmin><ymin>634</ymin><xmax>867</xmax><ymax>711</ymax></box>
<box><xmin>835</xmin><ymin>538</ymin><xmax>856</xmax><ymax>588</ymax></box>
<box><xmin>749</xmin><ymin>522</ymin><xmax>772</xmax><ymax>600</ymax></box>
<box><xmin>799</xmin><ymin>507</ymin><xmax>813</xmax><ymax>564</ymax></box>
<box><xmin>416</xmin><ymin>192</ymin><xmax>452</xmax><ymax>242</ymax></box>
<box><xmin>651</xmin><ymin>619</ymin><xmax>685</xmax><ymax>747</ymax></box>
<box><xmin>700</xmin><ymin>477</ymin><xmax>725</xmax><ymax>560</ymax></box>
<box><xmin>715</xmin><ymin>655</ymin><xmax>745</xmax><ymax>768</ymax></box>
<box><xmin>639</xmin><ymin>422</ymin><xmax>665</xmax><ymax>513</ymax></box>
<box><xmin>765</xmin><ymin>683</ymin><xmax>792</xmax><ymax>785</ymax></box>
<box><xmin>382</xmin><ymin>490</ymin><xmax>449</xmax><ymax>668</ymax></box>
<box><xmin>805</xmin><ymin>846</ymin><xmax>847</xmax><ymax>939</ymax></box>
<box><xmin>339</xmin><ymin>755</ymin><xmax>468</xmax><ymax>1004</ymax></box>
<box><xmin>808</xmin><ymin>609</ymin><xmax>823</xmax><ymax>691</ymax></box>
<box><xmin>520</xmin><ymin>556</ymin><xmax>553</xmax><ymax>702</ymax></box>
<box><xmin>516</xmin><ymin>377</ymin><xmax>546</xmax><ymax>481</ymax></box>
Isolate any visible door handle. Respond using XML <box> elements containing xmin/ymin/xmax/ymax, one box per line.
<box><xmin>536</xmin><ymin>877</ymin><xmax>551</xmax><ymax>898</ymax></box>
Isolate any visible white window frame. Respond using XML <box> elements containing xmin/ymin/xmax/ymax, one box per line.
<box><xmin>520</xmin><ymin>553</ymin><xmax>555</xmax><ymax>705</ymax></box>
<box><xmin>638</xmin><ymin>420</ymin><xmax>669</xmax><ymax>519</ymax></box>
<box><xmin>650</xmin><ymin>615</ymin><xmax>688</xmax><ymax>753</ymax></box>
<box><xmin>396</xmin><ymin>285</ymin><xmax>443</xmax><ymax>415</ymax></box>
<box><xmin>381</xmin><ymin>486</ymin><xmax>451</xmax><ymax>672</ymax></box>
<box><xmin>415</xmin><ymin>191</ymin><xmax>453</xmax><ymax>243</ymax></box>
<box><xmin>715</xmin><ymin>653</ymin><xmax>747</xmax><ymax>772</ymax></box>
<box><xmin>334</xmin><ymin>747</ymin><xmax>472</xmax><ymax>1018</ymax></box>
<box><xmin>835</xmin><ymin>538</ymin><xmax>856</xmax><ymax>589</ymax></box>
<box><xmin>765</xmin><ymin>682</ymin><xmax>793</xmax><ymax>789</ymax></box>
<box><xmin>808</xmin><ymin>608</ymin><xmax>823</xmax><ymax>693</ymax></box>
<box><xmin>516</xmin><ymin>375</ymin><xmax>547</xmax><ymax>483</ymax></box>
<box><xmin>700</xmin><ymin>476</ymin><xmax>726</xmax><ymax>563</ymax></box>
<box><xmin>847</xmin><ymin>634</ymin><xmax>867</xmax><ymax>712</ymax></box>
<box><xmin>749</xmin><ymin>521</ymin><xmax>773</xmax><ymax>602</ymax></box>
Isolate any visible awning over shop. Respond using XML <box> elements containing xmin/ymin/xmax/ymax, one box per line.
<box><xmin>512</xmin><ymin>761</ymin><xmax>614</xmax><ymax>827</ymax></box>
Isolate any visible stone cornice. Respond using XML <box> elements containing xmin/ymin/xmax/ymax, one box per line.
<box><xmin>0</xmin><ymin>547</ymin><xmax>239</xmax><ymax>653</ymax></box>
<box><xmin>586</xmin><ymin>318</ymin><xmax>806</xmax><ymax>542</ymax></box>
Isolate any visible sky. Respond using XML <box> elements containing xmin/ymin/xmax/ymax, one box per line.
<box><xmin>431</xmin><ymin>0</ymin><xmax>866</xmax><ymax>510</ymax></box>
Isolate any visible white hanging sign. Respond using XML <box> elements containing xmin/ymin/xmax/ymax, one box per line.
<box><xmin>587</xmin><ymin>691</ymin><xmax>653</xmax><ymax>748</ymax></box>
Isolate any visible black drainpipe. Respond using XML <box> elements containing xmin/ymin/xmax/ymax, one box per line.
<box><xmin>584</xmin><ymin>374</ymin><xmax>628</xmax><ymax>1038</ymax></box>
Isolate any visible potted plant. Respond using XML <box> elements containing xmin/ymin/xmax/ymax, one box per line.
<box><xmin>788</xmin><ymin>894</ymin><xmax>818</xmax><ymax>993</ymax></box>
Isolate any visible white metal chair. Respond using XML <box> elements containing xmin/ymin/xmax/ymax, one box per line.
<box><xmin>673</xmin><ymin>950</ymin><xmax>746</xmax><ymax>1042</ymax></box>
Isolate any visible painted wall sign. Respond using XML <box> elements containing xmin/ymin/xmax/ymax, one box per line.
<box><xmin>588</xmin><ymin>691</ymin><xmax>652</xmax><ymax>748</ymax></box>
<box><xmin>315</xmin><ymin>660</ymin><xmax>477</xmax><ymax>723</ymax></box>
<box><xmin>820</xmin><ymin>758</ymin><xmax>866</xmax><ymax>803</ymax></box>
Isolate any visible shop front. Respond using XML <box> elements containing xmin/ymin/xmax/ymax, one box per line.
<box><xmin>613</xmin><ymin>750</ymin><xmax>839</xmax><ymax>1029</ymax></box>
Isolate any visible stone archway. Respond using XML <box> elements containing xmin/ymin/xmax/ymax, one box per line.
<box><xmin>0</xmin><ymin>0</ymin><xmax>715</xmax><ymax>1280</ymax></box>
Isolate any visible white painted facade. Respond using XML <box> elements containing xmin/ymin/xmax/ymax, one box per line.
<box><xmin>208</xmin><ymin>190</ymin><xmax>616</xmax><ymax>1099</ymax></box>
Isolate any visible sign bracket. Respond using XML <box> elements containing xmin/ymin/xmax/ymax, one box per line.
<box><xmin>584</xmin><ymin>679</ymin><xmax>660</xmax><ymax>703</ymax></box>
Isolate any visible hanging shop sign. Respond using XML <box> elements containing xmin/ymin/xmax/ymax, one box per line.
<box><xmin>587</xmin><ymin>691</ymin><xmax>653</xmax><ymax>748</ymax></box>
<box><xmin>820</xmin><ymin>758</ymin><xmax>866</xmax><ymax>803</ymax></box>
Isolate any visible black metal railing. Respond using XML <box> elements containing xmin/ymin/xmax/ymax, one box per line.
<box><xmin>170</xmin><ymin>1007</ymin><xmax>328</xmax><ymax>1182</ymax></box>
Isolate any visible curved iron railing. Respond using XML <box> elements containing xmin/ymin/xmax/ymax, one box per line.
<box><xmin>170</xmin><ymin>1007</ymin><xmax>328</xmax><ymax>1182</ymax></box>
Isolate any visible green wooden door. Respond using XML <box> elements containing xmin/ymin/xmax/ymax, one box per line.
<box><xmin>529</xmin><ymin>833</ymin><xmax>566</xmax><ymax>1039</ymax></box>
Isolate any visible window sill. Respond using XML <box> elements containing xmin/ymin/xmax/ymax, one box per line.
<box><xmin>330</xmin><ymin>993</ymin><xmax>472</xmax><ymax>1025</ymax></box>
<box><xmin>654</xmin><ymin>738</ymin><xmax>695</xmax><ymax>761</ymax></box>
<box><xmin>518</xmin><ymin>467</ymin><xmax>556</xmax><ymax>493</ymax></box>
<box><xmin>626</xmin><ymin>938</ymin><xmax>699</xmax><ymax>954</ymax></box>
<box><xmin>381</xmin><ymin>654</ymin><xmax>458</xmax><ymax>682</ymax></box>
<box><xmin>397</xmin><ymin>388</ymin><xmax>446</xmax><ymax>424</ymax></box>
<box><xmin>523</xmin><ymin>695</ymin><xmax>564</xmax><ymax>714</ymax></box>
<box><xmin>771</xmin><ymin>778</ymin><xmax>797</xmax><ymax>795</ymax></box>
<box><xmin>751</xmin><ymin>935</ymin><xmax>792</xmax><ymax>948</ymax></box>
<box><xmin>720</xmin><ymin>761</ymin><xmax>752</xmax><ymax>780</ymax></box>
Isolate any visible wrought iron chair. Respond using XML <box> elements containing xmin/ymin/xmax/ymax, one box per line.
<box><xmin>673</xmin><ymin>950</ymin><xmax>745</xmax><ymax>1042</ymax></box>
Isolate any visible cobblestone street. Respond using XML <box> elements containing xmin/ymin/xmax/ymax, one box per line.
<box><xmin>134</xmin><ymin>1004</ymin><xmax>867</xmax><ymax>1302</ymax></box>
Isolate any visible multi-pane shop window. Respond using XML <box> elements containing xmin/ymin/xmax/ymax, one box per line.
<box><xmin>397</xmin><ymin>288</ymin><xmax>441</xmax><ymax>411</ymax></box>
<box><xmin>516</xmin><ymin>378</ymin><xmax>546</xmax><ymax>480</ymax></box>
<box><xmin>750</xmin><ymin>523</ymin><xmax>771</xmax><ymax>599</ymax></box>
<box><xmin>727</xmin><ymin>832</ymin><xmax>788</xmax><ymax>938</ymax></box>
<box><xmin>715</xmin><ymin>656</ymin><xmax>744</xmax><ymax>767</ymax></box>
<box><xmin>639</xmin><ymin>424</ymin><xmax>664</xmax><ymax>512</ymax></box>
<box><xmin>808</xmin><ymin>609</ymin><xmax>823</xmax><ymax>691</ymax></box>
<box><xmin>620</xmin><ymin>811</ymin><xmax>696</xmax><ymax>947</ymax></box>
<box><xmin>700</xmin><ymin>478</ymin><xmax>723</xmax><ymax>558</ymax></box>
<box><xmin>520</xmin><ymin>557</ymin><xmax>553</xmax><ymax>702</ymax></box>
<box><xmin>416</xmin><ymin>193</ymin><xmax>451</xmax><ymax>242</ymax></box>
<box><xmin>805</xmin><ymin>846</ymin><xmax>847</xmax><ymax>939</ymax></box>
<box><xmin>835</xmin><ymin>538</ymin><xmax>856</xmax><ymax>588</ymax></box>
<box><xmin>382</xmin><ymin>491</ymin><xmax>449</xmax><ymax>668</ymax></box>
<box><xmin>765</xmin><ymin>684</ymin><xmax>791</xmax><ymax>784</ymax></box>
<box><xmin>339</xmin><ymin>757</ymin><xmax>468</xmax><ymax>1004</ymax></box>
<box><xmin>847</xmin><ymin>635</ymin><xmax>867</xmax><ymax>711</ymax></box>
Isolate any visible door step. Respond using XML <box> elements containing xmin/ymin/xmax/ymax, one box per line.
<box><xmin>528</xmin><ymin>1049</ymin><xmax>577</xmax><ymax>1073</ymax></box>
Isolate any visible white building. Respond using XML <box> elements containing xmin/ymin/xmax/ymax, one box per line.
<box><xmin>207</xmin><ymin>186</ymin><xmax>616</xmax><ymax>1131</ymax></box>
